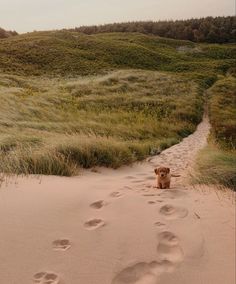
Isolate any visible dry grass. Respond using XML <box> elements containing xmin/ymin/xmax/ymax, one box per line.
<box><xmin>195</xmin><ymin>76</ymin><xmax>236</xmax><ymax>190</ymax></box>
<box><xmin>0</xmin><ymin>70</ymin><xmax>203</xmax><ymax>175</ymax></box>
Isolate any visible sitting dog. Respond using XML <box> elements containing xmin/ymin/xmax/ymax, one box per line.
<box><xmin>154</xmin><ymin>167</ymin><xmax>171</xmax><ymax>189</ymax></box>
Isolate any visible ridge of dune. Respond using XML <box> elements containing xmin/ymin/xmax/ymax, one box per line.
<box><xmin>0</xmin><ymin>114</ymin><xmax>235</xmax><ymax>284</ymax></box>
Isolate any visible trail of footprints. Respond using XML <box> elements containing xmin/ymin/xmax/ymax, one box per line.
<box><xmin>32</xmin><ymin>183</ymin><xmax>189</xmax><ymax>284</ymax></box>
<box><xmin>32</xmin><ymin>175</ymin><xmax>189</xmax><ymax>283</ymax></box>
<box><xmin>32</xmin><ymin>189</ymin><xmax>124</xmax><ymax>283</ymax></box>
<box><xmin>111</xmin><ymin>187</ymin><xmax>189</xmax><ymax>284</ymax></box>
<box><xmin>32</xmin><ymin>115</ymin><xmax>207</xmax><ymax>282</ymax></box>
<box><xmin>31</xmin><ymin>115</ymin><xmax>208</xmax><ymax>283</ymax></box>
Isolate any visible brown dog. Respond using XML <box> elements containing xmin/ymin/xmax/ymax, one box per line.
<box><xmin>154</xmin><ymin>167</ymin><xmax>171</xmax><ymax>189</ymax></box>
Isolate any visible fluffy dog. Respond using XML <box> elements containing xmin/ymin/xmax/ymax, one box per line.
<box><xmin>154</xmin><ymin>167</ymin><xmax>171</xmax><ymax>189</ymax></box>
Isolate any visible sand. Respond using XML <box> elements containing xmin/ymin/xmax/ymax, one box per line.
<box><xmin>0</xmin><ymin>115</ymin><xmax>235</xmax><ymax>284</ymax></box>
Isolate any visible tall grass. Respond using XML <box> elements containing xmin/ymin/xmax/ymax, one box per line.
<box><xmin>194</xmin><ymin>145</ymin><xmax>236</xmax><ymax>190</ymax></box>
<box><xmin>195</xmin><ymin>76</ymin><xmax>236</xmax><ymax>190</ymax></box>
<box><xmin>0</xmin><ymin>31</ymin><xmax>235</xmax><ymax>77</ymax></box>
<box><xmin>0</xmin><ymin>70</ymin><xmax>203</xmax><ymax>175</ymax></box>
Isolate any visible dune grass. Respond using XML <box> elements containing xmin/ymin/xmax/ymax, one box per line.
<box><xmin>195</xmin><ymin>145</ymin><xmax>236</xmax><ymax>190</ymax></box>
<box><xmin>208</xmin><ymin>77</ymin><xmax>236</xmax><ymax>149</ymax></box>
<box><xmin>195</xmin><ymin>76</ymin><xmax>236</xmax><ymax>190</ymax></box>
<box><xmin>0</xmin><ymin>70</ymin><xmax>203</xmax><ymax>175</ymax></box>
<box><xmin>0</xmin><ymin>31</ymin><xmax>235</xmax><ymax>80</ymax></box>
<box><xmin>0</xmin><ymin>31</ymin><xmax>235</xmax><ymax>177</ymax></box>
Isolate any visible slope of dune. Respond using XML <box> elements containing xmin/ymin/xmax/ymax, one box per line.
<box><xmin>0</xmin><ymin>31</ymin><xmax>235</xmax><ymax>78</ymax></box>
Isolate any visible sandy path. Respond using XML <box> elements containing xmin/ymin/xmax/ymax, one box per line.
<box><xmin>0</xmin><ymin>115</ymin><xmax>235</xmax><ymax>284</ymax></box>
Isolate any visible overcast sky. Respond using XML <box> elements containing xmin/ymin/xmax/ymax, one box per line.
<box><xmin>0</xmin><ymin>0</ymin><xmax>235</xmax><ymax>33</ymax></box>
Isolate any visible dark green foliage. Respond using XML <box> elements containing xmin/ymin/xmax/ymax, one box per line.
<box><xmin>73</xmin><ymin>16</ymin><xmax>236</xmax><ymax>43</ymax></box>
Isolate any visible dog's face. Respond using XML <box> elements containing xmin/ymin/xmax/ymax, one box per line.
<box><xmin>154</xmin><ymin>167</ymin><xmax>170</xmax><ymax>178</ymax></box>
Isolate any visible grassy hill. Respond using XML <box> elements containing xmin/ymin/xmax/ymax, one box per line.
<box><xmin>0</xmin><ymin>31</ymin><xmax>235</xmax><ymax>179</ymax></box>
<box><xmin>0</xmin><ymin>31</ymin><xmax>235</xmax><ymax>83</ymax></box>
<box><xmin>0</xmin><ymin>70</ymin><xmax>203</xmax><ymax>175</ymax></box>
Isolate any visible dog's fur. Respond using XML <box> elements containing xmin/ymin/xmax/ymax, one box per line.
<box><xmin>154</xmin><ymin>167</ymin><xmax>171</xmax><ymax>189</ymax></box>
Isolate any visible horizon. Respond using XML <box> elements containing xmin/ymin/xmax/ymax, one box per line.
<box><xmin>0</xmin><ymin>0</ymin><xmax>235</xmax><ymax>33</ymax></box>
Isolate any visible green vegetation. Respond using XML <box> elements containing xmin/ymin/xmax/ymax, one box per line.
<box><xmin>0</xmin><ymin>31</ymin><xmax>235</xmax><ymax>79</ymax></box>
<box><xmin>74</xmin><ymin>16</ymin><xmax>236</xmax><ymax>43</ymax></box>
<box><xmin>195</xmin><ymin>77</ymin><xmax>236</xmax><ymax>190</ymax></box>
<box><xmin>208</xmin><ymin>77</ymin><xmax>236</xmax><ymax>149</ymax></box>
<box><xmin>196</xmin><ymin>145</ymin><xmax>236</xmax><ymax>190</ymax></box>
<box><xmin>0</xmin><ymin>30</ymin><xmax>235</xmax><ymax>178</ymax></box>
<box><xmin>0</xmin><ymin>70</ymin><xmax>203</xmax><ymax>175</ymax></box>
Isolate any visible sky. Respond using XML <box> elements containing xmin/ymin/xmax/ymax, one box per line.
<box><xmin>0</xmin><ymin>0</ymin><xmax>235</xmax><ymax>33</ymax></box>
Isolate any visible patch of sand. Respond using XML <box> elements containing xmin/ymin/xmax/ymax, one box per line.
<box><xmin>0</xmin><ymin>115</ymin><xmax>235</xmax><ymax>284</ymax></box>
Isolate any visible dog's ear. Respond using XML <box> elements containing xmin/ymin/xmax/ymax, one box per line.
<box><xmin>154</xmin><ymin>168</ymin><xmax>159</xmax><ymax>175</ymax></box>
<box><xmin>166</xmin><ymin>167</ymin><xmax>170</xmax><ymax>173</ymax></box>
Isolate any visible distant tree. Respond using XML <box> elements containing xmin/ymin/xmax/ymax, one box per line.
<box><xmin>70</xmin><ymin>16</ymin><xmax>236</xmax><ymax>43</ymax></box>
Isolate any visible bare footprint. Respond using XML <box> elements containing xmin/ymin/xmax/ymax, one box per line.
<box><xmin>148</xmin><ymin>201</ymin><xmax>156</xmax><ymax>205</ymax></box>
<box><xmin>145</xmin><ymin>176</ymin><xmax>156</xmax><ymax>181</ymax></box>
<box><xmin>125</xmin><ymin>176</ymin><xmax>136</xmax><ymax>180</ymax></box>
<box><xmin>110</xmin><ymin>191</ymin><xmax>123</xmax><ymax>198</ymax></box>
<box><xmin>131</xmin><ymin>180</ymin><xmax>145</xmax><ymax>183</ymax></box>
<box><xmin>52</xmin><ymin>239</ymin><xmax>71</xmax><ymax>251</ymax></box>
<box><xmin>136</xmin><ymin>173</ymin><xmax>148</xmax><ymax>176</ymax></box>
<box><xmin>33</xmin><ymin>271</ymin><xmax>60</xmax><ymax>284</ymax></box>
<box><xmin>144</xmin><ymin>184</ymin><xmax>153</xmax><ymax>188</ymax></box>
<box><xmin>157</xmin><ymin>231</ymin><xmax>184</xmax><ymax>263</ymax></box>
<box><xmin>111</xmin><ymin>261</ymin><xmax>175</xmax><ymax>284</ymax></box>
<box><xmin>154</xmin><ymin>221</ymin><xmax>166</xmax><ymax>227</ymax></box>
<box><xmin>124</xmin><ymin>186</ymin><xmax>132</xmax><ymax>190</ymax></box>
<box><xmin>90</xmin><ymin>200</ymin><xmax>106</xmax><ymax>209</ymax></box>
<box><xmin>159</xmin><ymin>204</ymin><xmax>188</xmax><ymax>220</ymax></box>
<box><xmin>142</xmin><ymin>193</ymin><xmax>157</xmax><ymax>197</ymax></box>
<box><xmin>84</xmin><ymin>219</ymin><xmax>105</xmax><ymax>230</ymax></box>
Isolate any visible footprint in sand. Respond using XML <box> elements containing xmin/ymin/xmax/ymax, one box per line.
<box><xmin>111</xmin><ymin>261</ymin><xmax>175</xmax><ymax>284</ymax></box>
<box><xmin>142</xmin><ymin>194</ymin><xmax>156</xmax><ymax>197</ymax></box>
<box><xmin>124</xmin><ymin>186</ymin><xmax>132</xmax><ymax>190</ymax></box>
<box><xmin>154</xmin><ymin>221</ymin><xmax>166</xmax><ymax>227</ymax></box>
<box><xmin>144</xmin><ymin>176</ymin><xmax>155</xmax><ymax>181</ymax></box>
<box><xmin>110</xmin><ymin>191</ymin><xmax>124</xmax><ymax>198</ymax></box>
<box><xmin>136</xmin><ymin>173</ymin><xmax>148</xmax><ymax>176</ymax></box>
<box><xmin>90</xmin><ymin>200</ymin><xmax>106</xmax><ymax>209</ymax></box>
<box><xmin>52</xmin><ymin>239</ymin><xmax>71</xmax><ymax>251</ymax></box>
<box><xmin>125</xmin><ymin>176</ymin><xmax>136</xmax><ymax>180</ymax></box>
<box><xmin>148</xmin><ymin>201</ymin><xmax>156</xmax><ymax>205</ymax></box>
<box><xmin>156</xmin><ymin>231</ymin><xmax>184</xmax><ymax>263</ymax></box>
<box><xmin>159</xmin><ymin>189</ymin><xmax>187</xmax><ymax>199</ymax></box>
<box><xmin>144</xmin><ymin>184</ymin><xmax>153</xmax><ymax>189</ymax></box>
<box><xmin>131</xmin><ymin>180</ymin><xmax>145</xmax><ymax>184</ymax></box>
<box><xmin>159</xmin><ymin>204</ymin><xmax>188</xmax><ymax>220</ymax></box>
<box><xmin>84</xmin><ymin>219</ymin><xmax>105</xmax><ymax>230</ymax></box>
<box><xmin>33</xmin><ymin>271</ymin><xmax>60</xmax><ymax>284</ymax></box>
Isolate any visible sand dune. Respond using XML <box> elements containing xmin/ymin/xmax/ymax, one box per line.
<box><xmin>0</xmin><ymin>115</ymin><xmax>235</xmax><ymax>284</ymax></box>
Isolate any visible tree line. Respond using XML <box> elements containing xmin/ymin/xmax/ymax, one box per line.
<box><xmin>72</xmin><ymin>16</ymin><xmax>236</xmax><ymax>43</ymax></box>
<box><xmin>0</xmin><ymin>28</ymin><xmax>18</xmax><ymax>39</ymax></box>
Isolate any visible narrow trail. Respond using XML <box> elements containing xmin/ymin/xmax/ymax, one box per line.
<box><xmin>147</xmin><ymin>112</ymin><xmax>211</xmax><ymax>185</ymax></box>
<box><xmin>0</xmin><ymin>114</ymin><xmax>235</xmax><ymax>284</ymax></box>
